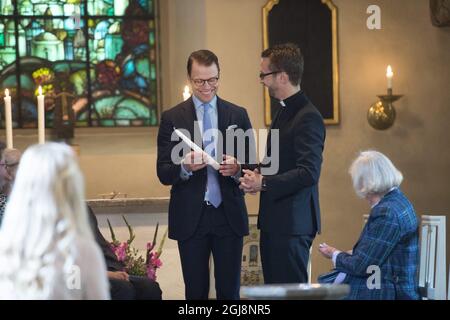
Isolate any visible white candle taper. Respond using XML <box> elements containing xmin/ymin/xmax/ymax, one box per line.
<box><xmin>174</xmin><ymin>128</ymin><xmax>220</xmax><ymax>170</ymax></box>
<box><xmin>386</xmin><ymin>65</ymin><xmax>393</xmax><ymax>90</ymax></box>
<box><xmin>37</xmin><ymin>86</ymin><xmax>45</xmax><ymax>144</ymax></box>
<box><xmin>4</xmin><ymin>89</ymin><xmax>13</xmax><ymax>148</ymax></box>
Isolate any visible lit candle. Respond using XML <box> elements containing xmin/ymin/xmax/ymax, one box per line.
<box><xmin>183</xmin><ymin>85</ymin><xmax>191</xmax><ymax>101</ymax></box>
<box><xmin>386</xmin><ymin>65</ymin><xmax>393</xmax><ymax>90</ymax></box>
<box><xmin>37</xmin><ymin>86</ymin><xmax>45</xmax><ymax>144</ymax></box>
<box><xmin>4</xmin><ymin>89</ymin><xmax>13</xmax><ymax>148</ymax></box>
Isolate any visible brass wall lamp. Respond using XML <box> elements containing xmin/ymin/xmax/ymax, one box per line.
<box><xmin>368</xmin><ymin>65</ymin><xmax>403</xmax><ymax>130</ymax></box>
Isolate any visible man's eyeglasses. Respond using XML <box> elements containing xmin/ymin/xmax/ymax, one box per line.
<box><xmin>191</xmin><ymin>76</ymin><xmax>219</xmax><ymax>87</ymax></box>
<box><xmin>0</xmin><ymin>162</ymin><xmax>18</xmax><ymax>169</ymax></box>
<box><xmin>259</xmin><ymin>71</ymin><xmax>281</xmax><ymax>80</ymax></box>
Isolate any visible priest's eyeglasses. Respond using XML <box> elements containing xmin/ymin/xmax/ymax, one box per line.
<box><xmin>259</xmin><ymin>71</ymin><xmax>281</xmax><ymax>80</ymax></box>
<box><xmin>191</xmin><ymin>76</ymin><xmax>219</xmax><ymax>87</ymax></box>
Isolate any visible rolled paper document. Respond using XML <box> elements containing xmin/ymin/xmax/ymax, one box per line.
<box><xmin>174</xmin><ymin>128</ymin><xmax>220</xmax><ymax>170</ymax></box>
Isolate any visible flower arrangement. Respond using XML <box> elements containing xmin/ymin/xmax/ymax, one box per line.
<box><xmin>107</xmin><ymin>216</ymin><xmax>167</xmax><ymax>281</ymax></box>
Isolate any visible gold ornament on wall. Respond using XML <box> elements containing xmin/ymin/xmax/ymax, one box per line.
<box><xmin>368</xmin><ymin>66</ymin><xmax>403</xmax><ymax>130</ymax></box>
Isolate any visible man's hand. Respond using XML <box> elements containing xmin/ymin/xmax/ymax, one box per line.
<box><xmin>219</xmin><ymin>155</ymin><xmax>240</xmax><ymax>176</ymax></box>
<box><xmin>107</xmin><ymin>271</ymin><xmax>129</xmax><ymax>281</ymax></box>
<box><xmin>182</xmin><ymin>151</ymin><xmax>207</xmax><ymax>172</ymax></box>
<box><xmin>318</xmin><ymin>243</ymin><xmax>338</xmax><ymax>259</ymax></box>
<box><xmin>239</xmin><ymin>169</ymin><xmax>263</xmax><ymax>194</ymax></box>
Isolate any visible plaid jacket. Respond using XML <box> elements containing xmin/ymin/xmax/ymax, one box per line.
<box><xmin>336</xmin><ymin>188</ymin><xmax>420</xmax><ymax>300</ymax></box>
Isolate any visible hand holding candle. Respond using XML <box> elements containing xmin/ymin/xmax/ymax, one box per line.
<box><xmin>4</xmin><ymin>89</ymin><xmax>13</xmax><ymax>148</ymax></box>
<box><xmin>37</xmin><ymin>86</ymin><xmax>45</xmax><ymax>144</ymax></box>
<box><xmin>174</xmin><ymin>128</ymin><xmax>220</xmax><ymax>170</ymax></box>
<box><xmin>386</xmin><ymin>65</ymin><xmax>393</xmax><ymax>90</ymax></box>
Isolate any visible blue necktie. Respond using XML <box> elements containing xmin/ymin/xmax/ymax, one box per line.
<box><xmin>202</xmin><ymin>103</ymin><xmax>222</xmax><ymax>208</ymax></box>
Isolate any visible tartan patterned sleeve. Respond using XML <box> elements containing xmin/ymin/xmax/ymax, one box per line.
<box><xmin>335</xmin><ymin>189</ymin><xmax>420</xmax><ymax>299</ymax></box>
<box><xmin>336</xmin><ymin>205</ymin><xmax>402</xmax><ymax>276</ymax></box>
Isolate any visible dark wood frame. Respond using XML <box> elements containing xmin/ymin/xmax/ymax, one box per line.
<box><xmin>262</xmin><ymin>0</ymin><xmax>339</xmax><ymax>126</ymax></box>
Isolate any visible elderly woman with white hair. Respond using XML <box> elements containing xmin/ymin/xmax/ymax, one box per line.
<box><xmin>0</xmin><ymin>142</ymin><xmax>110</xmax><ymax>299</ymax></box>
<box><xmin>318</xmin><ymin>150</ymin><xmax>420</xmax><ymax>300</ymax></box>
<box><xmin>0</xmin><ymin>148</ymin><xmax>23</xmax><ymax>222</ymax></box>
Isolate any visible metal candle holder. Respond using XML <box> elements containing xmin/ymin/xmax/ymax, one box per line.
<box><xmin>367</xmin><ymin>88</ymin><xmax>403</xmax><ymax>130</ymax></box>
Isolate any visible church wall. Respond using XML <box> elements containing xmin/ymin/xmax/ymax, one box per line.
<box><xmin>317</xmin><ymin>0</ymin><xmax>450</xmax><ymax>279</ymax></box>
<box><xmin>4</xmin><ymin>0</ymin><xmax>450</xmax><ymax>282</ymax></box>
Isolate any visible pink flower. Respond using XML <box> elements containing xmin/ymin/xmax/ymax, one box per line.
<box><xmin>115</xmin><ymin>242</ymin><xmax>128</xmax><ymax>262</ymax></box>
<box><xmin>147</xmin><ymin>264</ymin><xmax>157</xmax><ymax>281</ymax></box>
<box><xmin>108</xmin><ymin>218</ymin><xmax>167</xmax><ymax>280</ymax></box>
<box><xmin>150</xmin><ymin>255</ymin><xmax>162</xmax><ymax>268</ymax></box>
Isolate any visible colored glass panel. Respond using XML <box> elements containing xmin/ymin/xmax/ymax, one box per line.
<box><xmin>0</xmin><ymin>0</ymin><xmax>159</xmax><ymax>128</ymax></box>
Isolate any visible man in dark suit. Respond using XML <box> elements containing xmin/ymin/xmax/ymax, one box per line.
<box><xmin>240</xmin><ymin>43</ymin><xmax>326</xmax><ymax>284</ymax></box>
<box><xmin>157</xmin><ymin>50</ymin><xmax>254</xmax><ymax>299</ymax></box>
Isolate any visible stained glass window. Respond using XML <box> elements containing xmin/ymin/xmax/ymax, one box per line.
<box><xmin>0</xmin><ymin>0</ymin><xmax>159</xmax><ymax>129</ymax></box>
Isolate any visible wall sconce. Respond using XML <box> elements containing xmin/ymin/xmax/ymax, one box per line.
<box><xmin>367</xmin><ymin>65</ymin><xmax>403</xmax><ymax>130</ymax></box>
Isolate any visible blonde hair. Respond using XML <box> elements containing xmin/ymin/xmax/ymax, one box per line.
<box><xmin>349</xmin><ymin>150</ymin><xmax>403</xmax><ymax>198</ymax></box>
<box><xmin>0</xmin><ymin>142</ymin><xmax>92</xmax><ymax>299</ymax></box>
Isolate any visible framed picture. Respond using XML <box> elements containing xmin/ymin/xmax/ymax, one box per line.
<box><xmin>262</xmin><ymin>0</ymin><xmax>339</xmax><ymax>126</ymax></box>
<box><xmin>430</xmin><ymin>0</ymin><xmax>450</xmax><ymax>27</ymax></box>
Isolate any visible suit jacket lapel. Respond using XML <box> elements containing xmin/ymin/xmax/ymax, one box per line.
<box><xmin>265</xmin><ymin>106</ymin><xmax>283</xmax><ymax>158</ymax></box>
<box><xmin>183</xmin><ymin>98</ymin><xmax>203</xmax><ymax>147</ymax></box>
<box><xmin>217</xmin><ymin>96</ymin><xmax>231</xmax><ymax>134</ymax></box>
<box><xmin>270</xmin><ymin>106</ymin><xmax>283</xmax><ymax>130</ymax></box>
<box><xmin>217</xmin><ymin>97</ymin><xmax>230</xmax><ymax>160</ymax></box>
<box><xmin>266</xmin><ymin>92</ymin><xmax>308</xmax><ymax>151</ymax></box>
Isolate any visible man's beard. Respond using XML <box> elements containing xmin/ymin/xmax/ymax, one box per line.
<box><xmin>268</xmin><ymin>87</ymin><xmax>276</xmax><ymax>99</ymax></box>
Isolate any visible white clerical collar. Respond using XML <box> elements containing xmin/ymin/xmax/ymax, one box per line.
<box><xmin>280</xmin><ymin>100</ymin><xmax>286</xmax><ymax>107</ymax></box>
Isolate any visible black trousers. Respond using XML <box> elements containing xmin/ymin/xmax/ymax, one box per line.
<box><xmin>178</xmin><ymin>203</ymin><xmax>243</xmax><ymax>300</ymax></box>
<box><xmin>260</xmin><ymin>231</ymin><xmax>314</xmax><ymax>284</ymax></box>
<box><xmin>109</xmin><ymin>275</ymin><xmax>162</xmax><ymax>300</ymax></box>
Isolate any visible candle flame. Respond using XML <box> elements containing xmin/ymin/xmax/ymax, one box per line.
<box><xmin>386</xmin><ymin>65</ymin><xmax>393</xmax><ymax>78</ymax></box>
<box><xmin>5</xmin><ymin>89</ymin><xmax>9</xmax><ymax>97</ymax></box>
<box><xmin>38</xmin><ymin>86</ymin><xmax>42</xmax><ymax>96</ymax></box>
<box><xmin>183</xmin><ymin>85</ymin><xmax>191</xmax><ymax>101</ymax></box>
